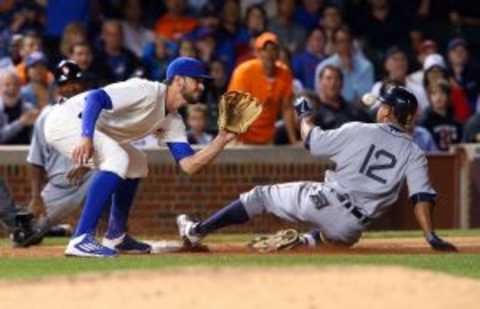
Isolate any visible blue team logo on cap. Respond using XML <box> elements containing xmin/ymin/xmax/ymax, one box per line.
<box><xmin>166</xmin><ymin>57</ymin><xmax>213</xmax><ymax>81</ymax></box>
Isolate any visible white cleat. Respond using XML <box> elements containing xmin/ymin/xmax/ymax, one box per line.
<box><xmin>176</xmin><ymin>214</ymin><xmax>202</xmax><ymax>246</ymax></box>
<box><xmin>65</xmin><ymin>233</ymin><xmax>118</xmax><ymax>258</ymax></box>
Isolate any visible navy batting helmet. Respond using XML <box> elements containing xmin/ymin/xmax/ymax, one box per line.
<box><xmin>378</xmin><ymin>86</ymin><xmax>418</xmax><ymax>125</ymax></box>
<box><xmin>55</xmin><ymin>60</ymin><xmax>83</xmax><ymax>85</ymax></box>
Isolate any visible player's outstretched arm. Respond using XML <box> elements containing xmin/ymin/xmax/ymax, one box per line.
<box><xmin>414</xmin><ymin>201</ymin><xmax>457</xmax><ymax>252</ymax></box>
<box><xmin>282</xmin><ymin>96</ymin><xmax>299</xmax><ymax>144</ymax></box>
<box><xmin>178</xmin><ymin>131</ymin><xmax>236</xmax><ymax>175</ymax></box>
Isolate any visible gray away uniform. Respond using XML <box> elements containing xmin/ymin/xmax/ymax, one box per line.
<box><xmin>240</xmin><ymin>122</ymin><xmax>435</xmax><ymax>245</ymax></box>
<box><xmin>27</xmin><ymin>106</ymin><xmax>94</xmax><ymax>224</ymax></box>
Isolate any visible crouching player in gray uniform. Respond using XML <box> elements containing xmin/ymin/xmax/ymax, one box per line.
<box><xmin>19</xmin><ymin>60</ymin><xmax>94</xmax><ymax>247</ymax></box>
<box><xmin>177</xmin><ymin>86</ymin><xmax>457</xmax><ymax>252</ymax></box>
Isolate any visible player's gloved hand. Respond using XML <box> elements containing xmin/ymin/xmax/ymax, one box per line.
<box><xmin>426</xmin><ymin>232</ymin><xmax>457</xmax><ymax>252</ymax></box>
<box><xmin>294</xmin><ymin>96</ymin><xmax>313</xmax><ymax>119</ymax></box>
<box><xmin>72</xmin><ymin>137</ymin><xmax>94</xmax><ymax>165</ymax></box>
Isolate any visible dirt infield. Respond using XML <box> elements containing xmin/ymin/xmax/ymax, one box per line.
<box><xmin>2</xmin><ymin>236</ymin><xmax>480</xmax><ymax>257</ymax></box>
<box><xmin>2</xmin><ymin>266</ymin><xmax>480</xmax><ymax>309</ymax></box>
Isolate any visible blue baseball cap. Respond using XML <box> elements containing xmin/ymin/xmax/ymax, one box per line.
<box><xmin>26</xmin><ymin>51</ymin><xmax>48</xmax><ymax>68</ymax></box>
<box><xmin>166</xmin><ymin>57</ymin><xmax>212</xmax><ymax>82</ymax></box>
<box><xmin>447</xmin><ymin>37</ymin><xmax>467</xmax><ymax>52</ymax></box>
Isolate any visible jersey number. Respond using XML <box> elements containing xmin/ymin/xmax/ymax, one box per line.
<box><xmin>359</xmin><ymin>144</ymin><xmax>397</xmax><ymax>184</ymax></box>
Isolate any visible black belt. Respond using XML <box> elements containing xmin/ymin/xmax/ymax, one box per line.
<box><xmin>335</xmin><ymin>193</ymin><xmax>371</xmax><ymax>225</ymax></box>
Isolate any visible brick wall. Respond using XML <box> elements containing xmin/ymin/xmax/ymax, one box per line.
<box><xmin>0</xmin><ymin>146</ymin><xmax>461</xmax><ymax>236</ymax></box>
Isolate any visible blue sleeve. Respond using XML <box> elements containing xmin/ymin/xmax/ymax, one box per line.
<box><xmin>166</xmin><ymin>142</ymin><xmax>195</xmax><ymax>162</ymax></box>
<box><xmin>81</xmin><ymin>89</ymin><xmax>113</xmax><ymax>138</ymax></box>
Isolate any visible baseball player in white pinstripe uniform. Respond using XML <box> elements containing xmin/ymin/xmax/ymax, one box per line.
<box><xmin>44</xmin><ymin>57</ymin><xmax>236</xmax><ymax>257</ymax></box>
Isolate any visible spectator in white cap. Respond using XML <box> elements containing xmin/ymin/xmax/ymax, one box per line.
<box><xmin>408</xmin><ymin>40</ymin><xmax>438</xmax><ymax>88</ymax></box>
<box><xmin>422</xmin><ymin>53</ymin><xmax>471</xmax><ymax>123</ymax></box>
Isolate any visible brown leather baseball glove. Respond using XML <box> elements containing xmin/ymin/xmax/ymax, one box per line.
<box><xmin>217</xmin><ymin>91</ymin><xmax>263</xmax><ymax>134</ymax></box>
<box><xmin>248</xmin><ymin>229</ymin><xmax>304</xmax><ymax>253</ymax></box>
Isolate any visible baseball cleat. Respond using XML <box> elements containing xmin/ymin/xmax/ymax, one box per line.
<box><xmin>102</xmin><ymin>234</ymin><xmax>152</xmax><ymax>254</ymax></box>
<box><xmin>65</xmin><ymin>233</ymin><xmax>118</xmax><ymax>258</ymax></box>
<box><xmin>176</xmin><ymin>214</ymin><xmax>202</xmax><ymax>246</ymax></box>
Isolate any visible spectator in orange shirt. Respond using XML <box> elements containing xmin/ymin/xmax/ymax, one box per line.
<box><xmin>228</xmin><ymin>32</ymin><xmax>298</xmax><ymax>145</ymax></box>
<box><xmin>154</xmin><ymin>0</ymin><xmax>198</xmax><ymax>41</ymax></box>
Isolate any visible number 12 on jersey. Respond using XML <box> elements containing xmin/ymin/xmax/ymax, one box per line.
<box><xmin>359</xmin><ymin>144</ymin><xmax>397</xmax><ymax>184</ymax></box>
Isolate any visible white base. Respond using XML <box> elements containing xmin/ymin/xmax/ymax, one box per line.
<box><xmin>144</xmin><ymin>240</ymin><xmax>186</xmax><ymax>254</ymax></box>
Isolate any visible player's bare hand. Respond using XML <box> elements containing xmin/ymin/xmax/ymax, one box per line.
<box><xmin>218</xmin><ymin>130</ymin><xmax>237</xmax><ymax>143</ymax></box>
<box><xmin>19</xmin><ymin>109</ymin><xmax>40</xmax><ymax>126</ymax></box>
<box><xmin>66</xmin><ymin>165</ymin><xmax>90</xmax><ymax>186</ymax></box>
<box><xmin>72</xmin><ymin>137</ymin><xmax>94</xmax><ymax>165</ymax></box>
<box><xmin>28</xmin><ymin>196</ymin><xmax>46</xmax><ymax>218</ymax></box>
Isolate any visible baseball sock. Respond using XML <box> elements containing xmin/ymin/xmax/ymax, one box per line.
<box><xmin>73</xmin><ymin>171</ymin><xmax>122</xmax><ymax>237</ymax></box>
<box><xmin>105</xmin><ymin>178</ymin><xmax>140</xmax><ymax>239</ymax></box>
<box><xmin>194</xmin><ymin>199</ymin><xmax>249</xmax><ymax>235</ymax></box>
<box><xmin>302</xmin><ymin>229</ymin><xmax>322</xmax><ymax>246</ymax></box>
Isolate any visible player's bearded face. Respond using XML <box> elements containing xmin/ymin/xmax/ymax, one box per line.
<box><xmin>180</xmin><ymin>77</ymin><xmax>204</xmax><ymax>104</ymax></box>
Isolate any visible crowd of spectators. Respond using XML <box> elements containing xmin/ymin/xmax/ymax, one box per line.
<box><xmin>1</xmin><ymin>0</ymin><xmax>480</xmax><ymax>152</ymax></box>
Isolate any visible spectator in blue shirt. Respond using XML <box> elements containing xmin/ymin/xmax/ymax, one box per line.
<box><xmin>294</xmin><ymin>0</ymin><xmax>324</xmax><ymax>31</ymax></box>
<box><xmin>292</xmin><ymin>27</ymin><xmax>326</xmax><ymax>90</ymax></box>
<box><xmin>141</xmin><ymin>37</ymin><xmax>174</xmax><ymax>81</ymax></box>
<box><xmin>269</xmin><ymin>0</ymin><xmax>307</xmax><ymax>53</ymax></box>
<box><xmin>95</xmin><ymin>19</ymin><xmax>141</xmax><ymax>82</ymax></box>
<box><xmin>20</xmin><ymin>52</ymin><xmax>54</xmax><ymax>110</ymax></box>
<box><xmin>314</xmin><ymin>26</ymin><xmax>374</xmax><ymax>104</ymax></box>
<box><xmin>45</xmin><ymin>0</ymin><xmax>89</xmax><ymax>39</ymax></box>
<box><xmin>412</xmin><ymin>126</ymin><xmax>439</xmax><ymax>152</ymax></box>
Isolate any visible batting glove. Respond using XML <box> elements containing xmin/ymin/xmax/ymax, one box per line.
<box><xmin>294</xmin><ymin>96</ymin><xmax>313</xmax><ymax>119</ymax></box>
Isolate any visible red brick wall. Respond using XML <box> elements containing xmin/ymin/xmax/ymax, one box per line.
<box><xmin>0</xmin><ymin>147</ymin><xmax>461</xmax><ymax>236</ymax></box>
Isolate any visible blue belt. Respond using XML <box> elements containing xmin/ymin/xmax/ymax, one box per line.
<box><xmin>335</xmin><ymin>192</ymin><xmax>371</xmax><ymax>225</ymax></box>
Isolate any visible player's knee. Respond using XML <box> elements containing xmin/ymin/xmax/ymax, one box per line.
<box><xmin>99</xmin><ymin>149</ymin><xmax>130</xmax><ymax>179</ymax></box>
<box><xmin>323</xmin><ymin>231</ymin><xmax>360</xmax><ymax>247</ymax></box>
<box><xmin>239</xmin><ymin>186</ymin><xmax>267</xmax><ymax>217</ymax></box>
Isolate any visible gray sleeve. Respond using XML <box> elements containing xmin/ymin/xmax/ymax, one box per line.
<box><xmin>405</xmin><ymin>150</ymin><xmax>436</xmax><ymax>198</ymax></box>
<box><xmin>308</xmin><ymin>122</ymin><xmax>356</xmax><ymax>158</ymax></box>
<box><xmin>26</xmin><ymin>117</ymin><xmax>46</xmax><ymax>167</ymax></box>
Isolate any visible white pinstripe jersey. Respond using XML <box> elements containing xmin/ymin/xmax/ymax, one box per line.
<box><xmin>61</xmin><ymin>78</ymin><xmax>187</xmax><ymax>145</ymax></box>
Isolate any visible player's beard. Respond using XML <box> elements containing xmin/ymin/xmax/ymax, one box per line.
<box><xmin>180</xmin><ymin>86</ymin><xmax>201</xmax><ymax>105</ymax></box>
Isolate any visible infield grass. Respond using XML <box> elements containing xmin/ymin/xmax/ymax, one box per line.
<box><xmin>0</xmin><ymin>229</ymin><xmax>479</xmax><ymax>281</ymax></box>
